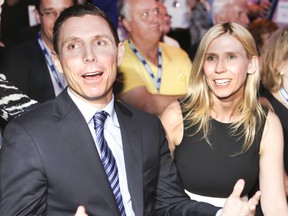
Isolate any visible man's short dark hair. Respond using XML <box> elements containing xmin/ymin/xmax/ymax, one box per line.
<box><xmin>53</xmin><ymin>4</ymin><xmax>120</xmax><ymax>54</ymax></box>
<box><xmin>35</xmin><ymin>0</ymin><xmax>77</xmax><ymax>11</ymax></box>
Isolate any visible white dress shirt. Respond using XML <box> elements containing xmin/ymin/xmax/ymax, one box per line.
<box><xmin>68</xmin><ymin>88</ymin><xmax>135</xmax><ymax>216</ymax></box>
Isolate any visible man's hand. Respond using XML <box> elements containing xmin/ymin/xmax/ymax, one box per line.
<box><xmin>221</xmin><ymin>179</ymin><xmax>261</xmax><ymax>216</ymax></box>
<box><xmin>75</xmin><ymin>206</ymin><xmax>88</xmax><ymax>216</ymax></box>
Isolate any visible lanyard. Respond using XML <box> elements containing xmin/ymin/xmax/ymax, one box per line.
<box><xmin>279</xmin><ymin>86</ymin><xmax>288</xmax><ymax>105</ymax></box>
<box><xmin>37</xmin><ymin>32</ymin><xmax>65</xmax><ymax>91</ymax></box>
<box><xmin>128</xmin><ymin>40</ymin><xmax>162</xmax><ymax>92</ymax></box>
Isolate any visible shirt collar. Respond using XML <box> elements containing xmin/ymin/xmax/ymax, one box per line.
<box><xmin>67</xmin><ymin>88</ymin><xmax>119</xmax><ymax>127</ymax></box>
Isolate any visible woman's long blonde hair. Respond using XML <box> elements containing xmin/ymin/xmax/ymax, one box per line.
<box><xmin>261</xmin><ymin>28</ymin><xmax>288</xmax><ymax>92</ymax></box>
<box><xmin>181</xmin><ymin>22</ymin><xmax>265</xmax><ymax>154</ymax></box>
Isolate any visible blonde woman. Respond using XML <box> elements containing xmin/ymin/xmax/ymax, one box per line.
<box><xmin>161</xmin><ymin>22</ymin><xmax>288</xmax><ymax>215</ymax></box>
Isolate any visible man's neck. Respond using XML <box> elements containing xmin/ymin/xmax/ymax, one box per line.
<box><xmin>40</xmin><ymin>32</ymin><xmax>53</xmax><ymax>51</ymax></box>
<box><xmin>129</xmin><ymin>37</ymin><xmax>160</xmax><ymax>65</ymax></box>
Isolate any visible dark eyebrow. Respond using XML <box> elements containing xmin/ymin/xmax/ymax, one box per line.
<box><xmin>95</xmin><ymin>34</ymin><xmax>116</xmax><ymax>45</ymax></box>
<box><xmin>205</xmin><ymin>52</ymin><xmax>216</xmax><ymax>56</ymax></box>
<box><xmin>61</xmin><ymin>34</ymin><xmax>115</xmax><ymax>48</ymax></box>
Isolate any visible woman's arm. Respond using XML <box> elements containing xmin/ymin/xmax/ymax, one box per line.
<box><xmin>160</xmin><ymin>100</ymin><xmax>184</xmax><ymax>157</ymax></box>
<box><xmin>259</xmin><ymin>111</ymin><xmax>288</xmax><ymax>215</ymax></box>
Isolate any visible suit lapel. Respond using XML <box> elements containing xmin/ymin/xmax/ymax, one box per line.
<box><xmin>115</xmin><ymin>102</ymin><xmax>144</xmax><ymax>215</ymax></box>
<box><xmin>30</xmin><ymin>39</ymin><xmax>56</xmax><ymax>101</ymax></box>
<box><xmin>54</xmin><ymin>91</ymin><xmax>120</xmax><ymax>215</ymax></box>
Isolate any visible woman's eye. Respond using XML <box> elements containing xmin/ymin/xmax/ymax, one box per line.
<box><xmin>207</xmin><ymin>56</ymin><xmax>216</xmax><ymax>61</ymax></box>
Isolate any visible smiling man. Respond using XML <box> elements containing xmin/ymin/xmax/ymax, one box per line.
<box><xmin>0</xmin><ymin>4</ymin><xmax>261</xmax><ymax>216</ymax></box>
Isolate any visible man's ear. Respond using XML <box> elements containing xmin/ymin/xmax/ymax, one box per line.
<box><xmin>51</xmin><ymin>51</ymin><xmax>64</xmax><ymax>74</ymax></box>
<box><xmin>34</xmin><ymin>8</ymin><xmax>41</xmax><ymax>25</ymax></box>
<box><xmin>247</xmin><ymin>56</ymin><xmax>259</xmax><ymax>74</ymax></box>
<box><xmin>121</xmin><ymin>18</ymin><xmax>131</xmax><ymax>33</ymax></box>
<box><xmin>117</xmin><ymin>42</ymin><xmax>125</xmax><ymax>66</ymax></box>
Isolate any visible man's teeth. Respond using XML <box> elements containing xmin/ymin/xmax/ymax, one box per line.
<box><xmin>215</xmin><ymin>79</ymin><xmax>230</xmax><ymax>85</ymax></box>
<box><xmin>85</xmin><ymin>72</ymin><xmax>99</xmax><ymax>76</ymax></box>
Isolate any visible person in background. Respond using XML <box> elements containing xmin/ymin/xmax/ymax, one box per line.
<box><xmin>0</xmin><ymin>4</ymin><xmax>261</xmax><ymax>216</ymax></box>
<box><xmin>260</xmin><ymin>27</ymin><xmax>288</xmax><ymax>196</ymax></box>
<box><xmin>0</xmin><ymin>0</ymin><xmax>37</xmax><ymax>46</ymax></box>
<box><xmin>188</xmin><ymin>0</ymin><xmax>250</xmax><ymax>61</ymax></box>
<box><xmin>163</xmin><ymin>0</ymin><xmax>192</xmax><ymax>52</ymax></box>
<box><xmin>0</xmin><ymin>77</ymin><xmax>39</xmax><ymax>146</ymax></box>
<box><xmin>160</xmin><ymin>22</ymin><xmax>288</xmax><ymax>215</ymax></box>
<box><xmin>117</xmin><ymin>0</ymin><xmax>192</xmax><ymax>116</ymax></box>
<box><xmin>189</xmin><ymin>0</ymin><xmax>212</xmax><ymax>46</ymax></box>
<box><xmin>248</xmin><ymin>18</ymin><xmax>278</xmax><ymax>56</ymax></box>
<box><xmin>247</xmin><ymin>0</ymin><xmax>288</xmax><ymax>27</ymax></box>
<box><xmin>212</xmin><ymin>0</ymin><xmax>250</xmax><ymax>27</ymax></box>
<box><xmin>0</xmin><ymin>0</ymin><xmax>5</xmax><ymax>66</ymax></box>
<box><xmin>0</xmin><ymin>18</ymin><xmax>5</xmax><ymax>129</ymax></box>
<box><xmin>0</xmin><ymin>0</ymin><xmax>38</xmax><ymax>144</ymax></box>
<box><xmin>247</xmin><ymin>0</ymin><xmax>271</xmax><ymax>21</ymax></box>
<box><xmin>3</xmin><ymin>0</ymin><xmax>75</xmax><ymax>103</ymax></box>
<box><xmin>158</xmin><ymin>1</ymin><xmax>180</xmax><ymax>48</ymax></box>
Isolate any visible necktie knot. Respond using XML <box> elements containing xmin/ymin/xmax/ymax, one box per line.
<box><xmin>94</xmin><ymin>111</ymin><xmax>109</xmax><ymax>130</ymax></box>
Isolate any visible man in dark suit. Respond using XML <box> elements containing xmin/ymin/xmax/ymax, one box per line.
<box><xmin>0</xmin><ymin>4</ymin><xmax>260</xmax><ymax>216</ymax></box>
<box><xmin>4</xmin><ymin>0</ymin><xmax>75</xmax><ymax>103</ymax></box>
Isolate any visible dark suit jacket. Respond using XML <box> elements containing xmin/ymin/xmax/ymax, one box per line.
<box><xmin>0</xmin><ymin>89</ymin><xmax>219</xmax><ymax>216</ymax></box>
<box><xmin>4</xmin><ymin>37</ymin><xmax>56</xmax><ymax>103</ymax></box>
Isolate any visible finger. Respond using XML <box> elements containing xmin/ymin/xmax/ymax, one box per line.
<box><xmin>75</xmin><ymin>206</ymin><xmax>86</xmax><ymax>215</ymax></box>
<box><xmin>245</xmin><ymin>191</ymin><xmax>261</xmax><ymax>216</ymax></box>
<box><xmin>245</xmin><ymin>203</ymin><xmax>256</xmax><ymax>216</ymax></box>
<box><xmin>230</xmin><ymin>179</ymin><xmax>245</xmax><ymax>198</ymax></box>
<box><xmin>249</xmin><ymin>191</ymin><xmax>261</xmax><ymax>207</ymax></box>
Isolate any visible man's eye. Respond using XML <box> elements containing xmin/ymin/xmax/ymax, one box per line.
<box><xmin>142</xmin><ymin>11</ymin><xmax>149</xmax><ymax>17</ymax></box>
<box><xmin>44</xmin><ymin>11</ymin><xmax>57</xmax><ymax>17</ymax></box>
<box><xmin>153</xmin><ymin>8</ymin><xmax>160</xmax><ymax>16</ymax></box>
<box><xmin>95</xmin><ymin>40</ymin><xmax>106</xmax><ymax>46</ymax></box>
<box><xmin>228</xmin><ymin>55</ymin><xmax>236</xmax><ymax>59</ymax></box>
<box><xmin>68</xmin><ymin>43</ymin><xmax>80</xmax><ymax>50</ymax></box>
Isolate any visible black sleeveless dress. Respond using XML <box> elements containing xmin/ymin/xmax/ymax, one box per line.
<box><xmin>174</xmin><ymin>108</ymin><xmax>268</xmax><ymax>198</ymax></box>
<box><xmin>261</xmin><ymin>89</ymin><xmax>288</xmax><ymax>173</ymax></box>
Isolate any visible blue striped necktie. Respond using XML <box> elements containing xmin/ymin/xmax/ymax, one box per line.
<box><xmin>93</xmin><ymin>111</ymin><xmax>126</xmax><ymax>216</ymax></box>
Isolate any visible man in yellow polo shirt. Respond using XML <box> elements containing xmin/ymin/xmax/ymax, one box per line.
<box><xmin>117</xmin><ymin>0</ymin><xmax>192</xmax><ymax>116</ymax></box>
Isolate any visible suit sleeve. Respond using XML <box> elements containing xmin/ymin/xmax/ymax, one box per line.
<box><xmin>154</xmin><ymin>120</ymin><xmax>220</xmax><ymax>216</ymax></box>
<box><xmin>0</xmin><ymin>121</ymin><xmax>47</xmax><ymax>215</ymax></box>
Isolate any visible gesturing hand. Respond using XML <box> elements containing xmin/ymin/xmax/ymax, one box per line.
<box><xmin>221</xmin><ymin>179</ymin><xmax>261</xmax><ymax>216</ymax></box>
